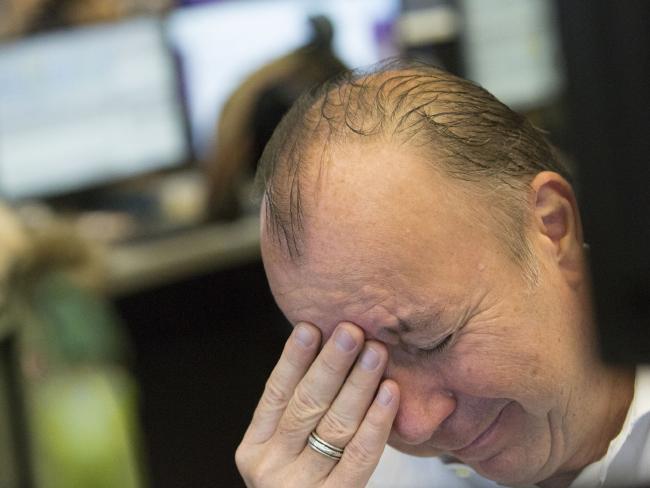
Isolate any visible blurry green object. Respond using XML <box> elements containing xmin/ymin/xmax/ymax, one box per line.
<box><xmin>31</xmin><ymin>272</ymin><xmax>126</xmax><ymax>365</ymax></box>
<box><xmin>19</xmin><ymin>271</ymin><xmax>146</xmax><ymax>488</ymax></box>
<box><xmin>0</xmin><ymin>209</ymin><xmax>146</xmax><ymax>488</ymax></box>
<box><xmin>32</xmin><ymin>369</ymin><xmax>143</xmax><ymax>488</ymax></box>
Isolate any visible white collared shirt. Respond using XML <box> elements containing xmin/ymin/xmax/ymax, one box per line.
<box><xmin>367</xmin><ymin>366</ymin><xmax>650</xmax><ymax>488</ymax></box>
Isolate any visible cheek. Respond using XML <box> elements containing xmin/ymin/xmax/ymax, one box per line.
<box><xmin>443</xmin><ymin>334</ymin><xmax>559</xmax><ymax>412</ymax></box>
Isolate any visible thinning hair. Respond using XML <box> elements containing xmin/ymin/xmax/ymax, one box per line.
<box><xmin>256</xmin><ymin>58</ymin><xmax>570</xmax><ymax>282</ymax></box>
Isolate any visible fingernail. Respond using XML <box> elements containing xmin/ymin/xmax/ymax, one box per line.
<box><xmin>360</xmin><ymin>347</ymin><xmax>380</xmax><ymax>370</ymax></box>
<box><xmin>334</xmin><ymin>327</ymin><xmax>356</xmax><ymax>352</ymax></box>
<box><xmin>294</xmin><ymin>325</ymin><xmax>314</xmax><ymax>348</ymax></box>
<box><xmin>377</xmin><ymin>386</ymin><xmax>393</xmax><ymax>406</ymax></box>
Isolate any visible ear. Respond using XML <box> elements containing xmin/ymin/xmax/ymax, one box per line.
<box><xmin>530</xmin><ymin>171</ymin><xmax>584</xmax><ymax>284</ymax></box>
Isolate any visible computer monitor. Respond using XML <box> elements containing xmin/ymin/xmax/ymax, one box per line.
<box><xmin>166</xmin><ymin>0</ymin><xmax>400</xmax><ymax>157</ymax></box>
<box><xmin>0</xmin><ymin>17</ymin><xmax>189</xmax><ymax>201</ymax></box>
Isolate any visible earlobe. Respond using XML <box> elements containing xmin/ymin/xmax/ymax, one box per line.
<box><xmin>530</xmin><ymin>172</ymin><xmax>583</xmax><ymax>278</ymax></box>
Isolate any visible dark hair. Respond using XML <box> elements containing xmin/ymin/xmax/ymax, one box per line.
<box><xmin>256</xmin><ymin>58</ymin><xmax>570</xmax><ymax>278</ymax></box>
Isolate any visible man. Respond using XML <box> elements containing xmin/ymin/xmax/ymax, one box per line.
<box><xmin>235</xmin><ymin>59</ymin><xmax>649</xmax><ymax>487</ymax></box>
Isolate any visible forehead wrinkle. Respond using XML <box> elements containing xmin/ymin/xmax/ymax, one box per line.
<box><xmin>341</xmin><ymin>295</ymin><xmax>395</xmax><ymax>327</ymax></box>
<box><xmin>273</xmin><ymin>268</ymin><xmax>370</xmax><ymax>320</ymax></box>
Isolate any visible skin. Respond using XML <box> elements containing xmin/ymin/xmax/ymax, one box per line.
<box><xmin>238</xmin><ymin>142</ymin><xmax>634</xmax><ymax>488</ymax></box>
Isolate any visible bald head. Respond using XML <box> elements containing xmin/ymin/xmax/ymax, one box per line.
<box><xmin>256</xmin><ymin>58</ymin><xmax>569</xmax><ymax>273</ymax></box>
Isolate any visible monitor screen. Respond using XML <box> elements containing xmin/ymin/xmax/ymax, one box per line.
<box><xmin>167</xmin><ymin>0</ymin><xmax>400</xmax><ymax>156</ymax></box>
<box><xmin>0</xmin><ymin>17</ymin><xmax>189</xmax><ymax>201</ymax></box>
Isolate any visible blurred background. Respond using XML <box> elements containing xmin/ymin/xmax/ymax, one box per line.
<box><xmin>0</xmin><ymin>0</ymin><xmax>647</xmax><ymax>486</ymax></box>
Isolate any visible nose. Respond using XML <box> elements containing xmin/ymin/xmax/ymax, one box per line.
<box><xmin>390</xmin><ymin>371</ymin><xmax>457</xmax><ymax>445</ymax></box>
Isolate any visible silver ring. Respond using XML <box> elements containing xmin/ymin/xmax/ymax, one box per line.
<box><xmin>307</xmin><ymin>431</ymin><xmax>344</xmax><ymax>461</ymax></box>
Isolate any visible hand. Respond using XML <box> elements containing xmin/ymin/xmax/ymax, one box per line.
<box><xmin>236</xmin><ymin>322</ymin><xmax>399</xmax><ymax>488</ymax></box>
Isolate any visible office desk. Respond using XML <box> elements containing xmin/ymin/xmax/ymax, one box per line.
<box><xmin>106</xmin><ymin>214</ymin><xmax>261</xmax><ymax>297</ymax></box>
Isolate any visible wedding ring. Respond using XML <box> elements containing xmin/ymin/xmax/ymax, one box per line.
<box><xmin>307</xmin><ymin>431</ymin><xmax>344</xmax><ymax>461</ymax></box>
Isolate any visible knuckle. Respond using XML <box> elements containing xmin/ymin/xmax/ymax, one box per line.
<box><xmin>235</xmin><ymin>443</ymin><xmax>264</xmax><ymax>482</ymax></box>
<box><xmin>249</xmin><ymin>468</ymin><xmax>268</xmax><ymax>488</ymax></box>
<box><xmin>318</xmin><ymin>411</ymin><xmax>356</xmax><ymax>445</ymax></box>
<box><xmin>275</xmin><ymin>417</ymin><xmax>306</xmax><ymax>440</ymax></box>
<box><xmin>276</xmin><ymin>388</ymin><xmax>323</xmax><ymax>438</ymax></box>
<box><xmin>234</xmin><ymin>444</ymin><xmax>250</xmax><ymax>472</ymax></box>
<box><xmin>290</xmin><ymin>384</ymin><xmax>323</xmax><ymax>416</ymax></box>
<box><xmin>262</xmin><ymin>378</ymin><xmax>291</xmax><ymax>408</ymax></box>
<box><xmin>241</xmin><ymin>455</ymin><xmax>274</xmax><ymax>488</ymax></box>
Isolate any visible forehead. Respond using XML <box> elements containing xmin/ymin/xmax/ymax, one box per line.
<box><xmin>260</xmin><ymin>142</ymin><xmax>504</xmax><ymax>335</ymax></box>
<box><xmin>296</xmin><ymin>143</ymin><xmax>481</xmax><ymax>252</ymax></box>
<box><xmin>262</xmin><ymin>247</ymin><xmax>468</xmax><ymax>342</ymax></box>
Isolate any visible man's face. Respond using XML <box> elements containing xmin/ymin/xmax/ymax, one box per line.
<box><xmin>261</xmin><ymin>144</ymin><xmax>605</xmax><ymax>485</ymax></box>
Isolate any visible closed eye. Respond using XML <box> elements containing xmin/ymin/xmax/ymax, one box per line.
<box><xmin>418</xmin><ymin>333</ymin><xmax>454</xmax><ymax>357</ymax></box>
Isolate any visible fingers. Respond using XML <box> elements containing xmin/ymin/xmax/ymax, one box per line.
<box><xmin>310</xmin><ymin>340</ymin><xmax>388</xmax><ymax>445</ymax></box>
<box><xmin>242</xmin><ymin>322</ymin><xmax>321</xmax><ymax>445</ymax></box>
<box><xmin>238</xmin><ymin>321</ymin><xmax>397</xmax><ymax>488</ymax></box>
<box><xmin>299</xmin><ymin>340</ymin><xmax>389</xmax><ymax>479</ymax></box>
<box><xmin>275</xmin><ymin>322</ymin><xmax>365</xmax><ymax>454</ymax></box>
<box><xmin>328</xmin><ymin>380</ymin><xmax>400</xmax><ymax>487</ymax></box>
